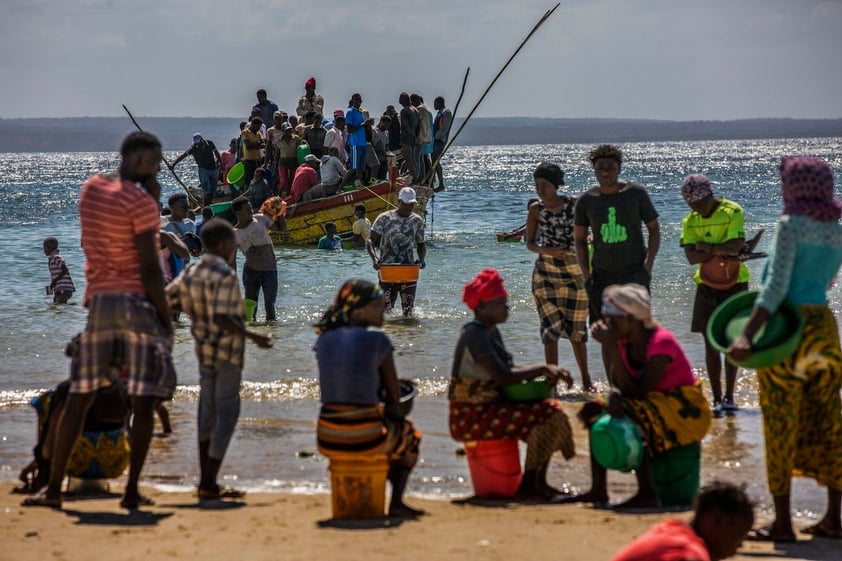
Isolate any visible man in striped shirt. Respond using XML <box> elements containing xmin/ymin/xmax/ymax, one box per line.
<box><xmin>23</xmin><ymin>132</ymin><xmax>176</xmax><ymax>510</ymax></box>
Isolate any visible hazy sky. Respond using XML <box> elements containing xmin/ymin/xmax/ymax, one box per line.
<box><xmin>3</xmin><ymin>0</ymin><xmax>841</xmax><ymax>120</ymax></box>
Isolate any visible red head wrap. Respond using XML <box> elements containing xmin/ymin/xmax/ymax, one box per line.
<box><xmin>305</xmin><ymin>77</ymin><xmax>316</xmax><ymax>88</ymax></box>
<box><xmin>463</xmin><ymin>268</ymin><xmax>508</xmax><ymax>310</ymax></box>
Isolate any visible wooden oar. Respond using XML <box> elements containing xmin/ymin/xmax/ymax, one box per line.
<box><xmin>122</xmin><ymin>104</ymin><xmax>202</xmax><ymax>206</ymax></box>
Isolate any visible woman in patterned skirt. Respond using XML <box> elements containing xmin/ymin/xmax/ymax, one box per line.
<box><xmin>526</xmin><ymin>162</ymin><xmax>593</xmax><ymax>391</ymax></box>
<box><xmin>729</xmin><ymin>157</ymin><xmax>842</xmax><ymax>542</ymax></box>
<box><xmin>448</xmin><ymin>268</ymin><xmax>576</xmax><ymax>499</ymax></box>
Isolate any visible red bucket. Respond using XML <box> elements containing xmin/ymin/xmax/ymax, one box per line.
<box><xmin>465</xmin><ymin>439</ymin><xmax>522</xmax><ymax>498</ymax></box>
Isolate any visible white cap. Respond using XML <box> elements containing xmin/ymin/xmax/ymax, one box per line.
<box><xmin>398</xmin><ymin>187</ymin><xmax>417</xmax><ymax>204</ymax></box>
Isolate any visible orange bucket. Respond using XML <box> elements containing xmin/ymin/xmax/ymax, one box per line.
<box><xmin>378</xmin><ymin>264</ymin><xmax>420</xmax><ymax>283</ymax></box>
<box><xmin>328</xmin><ymin>455</ymin><xmax>388</xmax><ymax>519</ymax></box>
<box><xmin>465</xmin><ymin>439</ymin><xmax>522</xmax><ymax>498</ymax></box>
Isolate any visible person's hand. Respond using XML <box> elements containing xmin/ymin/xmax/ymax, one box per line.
<box><xmin>607</xmin><ymin>391</ymin><xmax>625</xmax><ymax>418</ymax></box>
<box><xmin>727</xmin><ymin>333</ymin><xmax>752</xmax><ymax>364</ymax></box>
<box><xmin>590</xmin><ymin>319</ymin><xmax>614</xmax><ymax>344</ymax></box>
<box><xmin>141</xmin><ymin>176</ymin><xmax>162</xmax><ymax>200</ymax></box>
<box><xmin>251</xmin><ymin>333</ymin><xmax>273</xmax><ymax>349</ymax></box>
<box><xmin>372</xmin><ymin>259</ymin><xmax>381</xmax><ymax>271</ymax></box>
<box><xmin>546</xmin><ymin>365</ymin><xmax>574</xmax><ymax>390</ymax></box>
<box><xmin>415</xmin><ymin>259</ymin><xmax>426</xmax><ymax>269</ymax></box>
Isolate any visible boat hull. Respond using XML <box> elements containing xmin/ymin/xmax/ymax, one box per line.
<box><xmin>270</xmin><ymin>181</ymin><xmax>431</xmax><ymax>245</ymax></box>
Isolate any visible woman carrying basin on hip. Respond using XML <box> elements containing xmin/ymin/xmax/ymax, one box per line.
<box><xmin>728</xmin><ymin>157</ymin><xmax>842</xmax><ymax>542</ymax></box>
<box><xmin>448</xmin><ymin>268</ymin><xmax>576</xmax><ymax>500</ymax></box>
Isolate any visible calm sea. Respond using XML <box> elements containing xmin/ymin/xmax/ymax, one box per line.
<box><xmin>1</xmin><ymin>138</ymin><xmax>840</xmax><ymax>519</ymax></box>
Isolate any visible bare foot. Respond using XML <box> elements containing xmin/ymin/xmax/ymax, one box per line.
<box><xmin>120</xmin><ymin>494</ymin><xmax>155</xmax><ymax>510</ymax></box>
<box><xmin>746</xmin><ymin>525</ymin><xmax>797</xmax><ymax>543</ymax></box>
<box><xmin>21</xmin><ymin>490</ymin><xmax>61</xmax><ymax>509</ymax></box>
<box><xmin>389</xmin><ymin>502</ymin><xmax>425</xmax><ymax>518</ymax></box>
<box><xmin>615</xmin><ymin>493</ymin><xmax>659</xmax><ymax>510</ymax></box>
<box><xmin>801</xmin><ymin>519</ymin><xmax>842</xmax><ymax>539</ymax></box>
<box><xmin>555</xmin><ymin>490</ymin><xmax>609</xmax><ymax>505</ymax></box>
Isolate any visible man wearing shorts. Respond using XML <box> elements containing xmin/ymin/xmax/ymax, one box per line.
<box><xmin>171</xmin><ymin>133</ymin><xmax>222</xmax><ymax>207</ymax></box>
<box><xmin>23</xmin><ymin>132</ymin><xmax>176</xmax><ymax>510</ymax></box>
<box><xmin>367</xmin><ymin>187</ymin><xmax>426</xmax><ymax>316</ymax></box>
<box><xmin>345</xmin><ymin>93</ymin><xmax>368</xmax><ymax>187</ymax></box>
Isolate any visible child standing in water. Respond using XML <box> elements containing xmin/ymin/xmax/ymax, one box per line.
<box><xmin>43</xmin><ymin>237</ymin><xmax>75</xmax><ymax>304</ymax></box>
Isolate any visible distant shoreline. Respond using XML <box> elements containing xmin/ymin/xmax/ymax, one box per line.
<box><xmin>2</xmin><ymin>116</ymin><xmax>841</xmax><ymax>153</ymax></box>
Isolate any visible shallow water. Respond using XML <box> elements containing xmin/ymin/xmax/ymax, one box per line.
<box><xmin>1</xmin><ymin>139</ymin><xmax>840</xmax><ymax>520</ymax></box>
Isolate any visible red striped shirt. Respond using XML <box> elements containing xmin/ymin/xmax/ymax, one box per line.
<box><xmin>79</xmin><ymin>174</ymin><xmax>161</xmax><ymax>302</ymax></box>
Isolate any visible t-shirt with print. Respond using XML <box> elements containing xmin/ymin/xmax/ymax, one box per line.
<box><xmin>80</xmin><ymin>174</ymin><xmax>161</xmax><ymax>303</ymax></box>
<box><xmin>574</xmin><ymin>183</ymin><xmax>658</xmax><ymax>278</ymax></box>
<box><xmin>316</xmin><ymin>326</ymin><xmax>393</xmax><ymax>404</ymax></box>
<box><xmin>371</xmin><ymin>210</ymin><xmax>425</xmax><ymax>264</ymax></box>
<box><xmin>618</xmin><ymin>327</ymin><xmax>697</xmax><ymax>392</ymax></box>
<box><xmin>241</xmin><ymin>128</ymin><xmax>263</xmax><ymax>161</ymax></box>
<box><xmin>680</xmin><ymin>198</ymin><xmax>750</xmax><ymax>285</ymax></box>
<box><xmin>235</xmin><ymin>214</ymin><xmax>277</xmax><ymax>271</ymax></box>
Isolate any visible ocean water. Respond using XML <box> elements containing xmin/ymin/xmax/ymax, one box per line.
<box><xmin>1</xmin><ymin>138</ymin><xmax>841</xmax><ymax>519</ymax></box>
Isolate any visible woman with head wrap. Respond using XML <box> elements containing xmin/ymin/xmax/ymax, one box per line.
<box><xmin>563</xmin><ymin>283</ymin><xmax>711</xmax><ymax>508</ymax></box>
<box><xmin>526</xmin><ymin>163</ymin><xmax>593</xmax><ymax>391</ymax></box>
<box><xmin>679</xmin><ymin>173</ymin><xmax>752</xmax><ymax>412</ymax></box>
<box><xmin>314</xmin><ymin>279</ymin><xmax>423</xmax><ymax>518</ymax></box>
<box><xmin>728</xmin><ymin>157</ymin><xmax>842</xmax><ymax>542</ymax></box>
<box><xmin>448</xmin><ymin>268</ymin><xmax>576</xmax><ymax>500</ymax></box>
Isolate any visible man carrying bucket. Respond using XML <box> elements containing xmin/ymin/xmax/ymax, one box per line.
<box><xmin>367</xmin><ymin>187</ymin><xmax>426</xmax><ymax>316</ymax></box>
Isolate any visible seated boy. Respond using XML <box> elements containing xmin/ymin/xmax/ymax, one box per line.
<box><xmin>609</xmin><ymin>481</ymin><xmax>755</xmax><ymax>561</ymax></box>
<box><xmin>167</xmin><ymin>218</ymin><xmax>273</xmax><ymax>499</ymax></box>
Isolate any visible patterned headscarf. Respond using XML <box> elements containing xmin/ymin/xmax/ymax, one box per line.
<box><xmin>681</xmin><ymin>174</ymin><xmax>713</xmax><ymax>204</ymax></box>
<box><xmin>780</xmin><ymin>156</ymin><xmax>841</xmax><ymax>222</ymax></box>
<box><xmin>314</xmin><ymin>279</ymin><xmax>384</xmax><ymax>333</ymax></box>
<box><xmin>601</xmin><ymin>283</ymin><xmax>659</xmax><ymax>329</ymax></box>
<box><xmin>463</xmin><ymin>268</ymin><xmax>508</xmax><ymax>310</ymax></box>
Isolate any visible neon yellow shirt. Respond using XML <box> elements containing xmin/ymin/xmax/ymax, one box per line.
<box><xmin>680</xmin><ymin>198</ymin><xmax>750</xmax><ymax>285</ymax></box>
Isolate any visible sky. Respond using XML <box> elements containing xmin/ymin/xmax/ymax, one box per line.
<box><xmin>2</xmin><ymin>0</ymin><xmax>842</xmax><ymax>121</ymax></box>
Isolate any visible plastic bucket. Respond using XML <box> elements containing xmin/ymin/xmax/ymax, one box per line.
<box><xmin>651</xmin><ymin>442</ymin><xmax>701</xmax><ymax>508</ymax></box>
<box><xmin>465</xmin><ymin>439</ymin><xmax>522</xmax><ymax>498</ymax></box>
<box><xmin>244</xmin><ymin>299</ymin><xmax>257</xmax><ymax>321</ymax></box>
<box><xmin>590</xmin><ymin>413</ymin><xmax>643</xmax><ymax>473</ymax></box>
<box><xmin>226</xmin><ymin>162</ymin><xmax>245</xmax><ymax>187</ymax></box>
<box><xmin>328</xmin><ymin>455</ymin><xmax>388</xmax><ymax>519</ymax></box>
<box><xmin>378</xmin><ymin>264</ymin><xmax>420</xmax><ymax>283</ymax></box>
<box><xmin>209</xmin><ymin>201</ymin><xmax>232</xmax><ymax>215</ymax></box>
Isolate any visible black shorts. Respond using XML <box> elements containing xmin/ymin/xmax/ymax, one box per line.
<box><xmin>586</xmin><ymin>268</ymin><xmax>651</xmax><ymax>323</ymax></box>
<box><xmin>691</xmin><ymin>282</ymin><xmax>749</xmax><ymax>333</ymax></box>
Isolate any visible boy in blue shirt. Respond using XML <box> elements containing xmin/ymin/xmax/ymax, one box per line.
<box><xmin>317</xmin><ymin>222</ymin><xmax>343</xmax><ymax>251</ymax></box>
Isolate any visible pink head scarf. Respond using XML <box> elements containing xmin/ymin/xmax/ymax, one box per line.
<box><xmin>780</xmin><ymin>156</ymin><xmax>841</xmax><ymax>222</ymax></box>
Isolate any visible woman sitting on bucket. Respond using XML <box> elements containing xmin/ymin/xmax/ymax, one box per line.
<box><xmin>448</xmin><ymin>268</ymin><xmax>576</xmax><ymax>500</ymax></box>
<box><xmin>564</xmin><ymin>283</ymin><xmax>712</xmax><ymax>508</ymax></box>
<box><xmin>314</xmin><ymin>279</ymin><xmax>424</xmax><ymax>518</ymax></box>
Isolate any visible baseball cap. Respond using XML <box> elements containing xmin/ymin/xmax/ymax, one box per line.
<box><xmin>398</xmin><ymin>187</ymin><xmax>417</xmax><ymax>204</ymax></box>
<box><xmin>192</xmin><ymin>133</ymin><xmax>203</xmax><ymax>143</ymax></box>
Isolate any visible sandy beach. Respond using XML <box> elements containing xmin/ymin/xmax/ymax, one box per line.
<box><xmin>2</xmin><ymin>483</ymin><xmax>836</xmax><ymax>561</ymax></box>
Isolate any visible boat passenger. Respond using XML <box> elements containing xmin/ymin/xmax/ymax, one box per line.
<box><xmin>448</xmin><ymin>268</ymin><xmax>576</xmax><ymax>499</ymax></box>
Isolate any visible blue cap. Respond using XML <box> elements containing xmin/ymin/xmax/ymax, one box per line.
<box><xmin>193</xmin><ymin>133</ymin><xmax>203</xmax><ymax>143</ymax></box>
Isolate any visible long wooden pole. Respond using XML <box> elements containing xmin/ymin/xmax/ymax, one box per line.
<box><xmin>122</xmin><ymin>104</ymin><xmax>202</xmax><ymax>206</ymax></box>
<box><xmin>433</xmin><ymin>3</ymin><xmax>560</xmax><ymax>167</ymax></box>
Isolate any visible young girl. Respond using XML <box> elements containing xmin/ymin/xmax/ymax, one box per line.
<box><xmin>525</xmin><ymin>163</ymin><xmax>592</xmax><ymax>391</ymax></box>
<box><xmin>314</xmin><ymin>279</ymin><xmax>423</xmax><ymax>518</ymax></box>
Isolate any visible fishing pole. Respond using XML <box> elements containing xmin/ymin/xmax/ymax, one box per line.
<box><xmin>434</xmin><ymin>3</ymin><xmax>560</xmax><ymax>163</ymax></box>
<box><xmin>122</xmin><ymin>104</ymin><xmax>202</xmax><ymax>206</ymax></box>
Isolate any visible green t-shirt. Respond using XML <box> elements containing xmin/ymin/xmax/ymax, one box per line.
<box><xmin>680</xmin><ymin>198</ymin><xmax>750</xmax><ymax>285</ymax></box>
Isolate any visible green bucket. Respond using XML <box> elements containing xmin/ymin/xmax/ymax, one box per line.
<box><xmin>209</xmin><ymin>201</ymin><xmax>232</xmax><ymax>215</ymax></box>
<box><xmin>651</xmin><ymin>442</ymin><xmax>701</xmax><ymax>508</ymax></box>
<box><xmin>227</xmin><ymin>162</ymin><xmax>245</xmax><ymax>187</ymax></box>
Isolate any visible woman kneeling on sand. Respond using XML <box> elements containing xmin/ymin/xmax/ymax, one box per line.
<box><xmin>314</xmin><ymin>279</ymin><xmax>424</xmax><ymax>518</ymax></box>
<box><xmin>448</xmin><ymin>268</ymin><xmax>576</xmax><ymax>500</ymax></box>
<box><xmin>566</xmin><ymin>283</ymin><xmax>711</xmax><ymax>508</ymax></box>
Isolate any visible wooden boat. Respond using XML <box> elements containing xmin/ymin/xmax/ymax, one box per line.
<box><xmin>204</xmin><ymin>178</ymin><xmax>432</xmax><ymax>245</ymax></box>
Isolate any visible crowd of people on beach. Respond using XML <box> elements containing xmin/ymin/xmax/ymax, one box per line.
<box><xmin>20</xmin><ymin>121</ymin><xmax>842</xmax><ymax>560</ymax></box>
<box><xmin>170</xmin><ymin>79</ymin><xmax>453</xmax><ymax>209</ymax></box>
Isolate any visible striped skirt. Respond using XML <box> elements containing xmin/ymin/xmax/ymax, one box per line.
<box><xmin>757</xmin><ymin>305</ymin><xmax>842</xmax><ymax>496</ymax></box>
<box><xmin>317</xmin><ymin>404</ymin><xmax>421</xmax><ymax>469</ymax></box>
<box><xmin>532</xmin><ymin>254</ymin><xmax>589</xmax><ymax>344</ymax></box>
